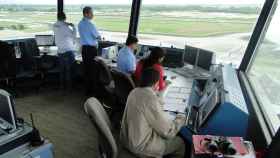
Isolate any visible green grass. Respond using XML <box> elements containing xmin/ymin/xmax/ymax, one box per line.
<box><xmin>0</xmin><ymin>11</ymin><xmax>257</xmax><ymax>37</ymax></box>
<box><xmin>138</xmin><ymin>18</ymin><xmax>254</xmax><ymax>37</ymax></box>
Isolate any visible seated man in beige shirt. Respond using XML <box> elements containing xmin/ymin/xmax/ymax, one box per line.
<box><xmin>121</xmin><ymin>68</ymin><xmax>186</xmax><ymax>158</ymax></box>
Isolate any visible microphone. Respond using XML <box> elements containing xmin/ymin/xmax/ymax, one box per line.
<box><xmin>30</xmin><ymin>113</ymin><xmax>44</xmax><ymax>146</ymax></box>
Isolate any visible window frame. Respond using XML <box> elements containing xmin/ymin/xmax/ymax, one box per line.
<box><xmin>244</xmin><ymin>0</ymin><xmax>279</xmax><ymax>139</ymax></box>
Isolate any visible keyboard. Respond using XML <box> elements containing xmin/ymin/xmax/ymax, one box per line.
<box><xmin>163</xmin><ymin>86</ymin><xmax>191</xmax><ymax>113</ymax></box>
<box><xmin>172</xmin><ymin>66</ymin><xmax>211</xmax><ymax>79</ymax></box>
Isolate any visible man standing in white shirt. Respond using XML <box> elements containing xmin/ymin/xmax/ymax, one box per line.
<box><xmin>53</xmin><ymin>12</ymin><xmax>77</xmax><ymax>90</ymax></box>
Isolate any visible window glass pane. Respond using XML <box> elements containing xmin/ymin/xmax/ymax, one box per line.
<box><xmin>139</xmin><ymin>0</ymin><xmax>264</xmax><ymax>67</ymax></box>
<box><xmin>64</xmin><ymin>0</ymin><xmax>132</xmax><ymax>43</ymax></box>
<box><xmin>248</xmin><ymin>3</ymin><xmax>280</xmax><ymax>133</ymax></box>
<box><xmin>0</xmin><ymin>0</ymin><xmax>56</xmax><ymax>40</ymax></box>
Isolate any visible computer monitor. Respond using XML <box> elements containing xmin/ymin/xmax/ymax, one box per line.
<box><xmin>198</xmin><ymin>88</ymin><xmax>220</xmax><ymax>127</ymax></box>
<box><xmin>184</xmin><ymin>45</ymin><xmax>198</xmax><ymax>66</ymax></box>
<box><xmin>136</xmin><ymin>45</ymin><xmax>151</xmax><ymax>59</ymax></box>
<box><xmin>162</xmin><ymin>48</ymin><xmax>185</xmax><ymax>68</ymax></box>
<box><xmin>107</xmin><ymin>45</ymin><xmax>118</xmax><ymax>60</ymax></box>
<box><xmin>197</xmin><ymin>49</ymin><xmax>214</xmax><ymax>71</ymax></box>
<box><xmin>184</xmin><ymin>45</ymin><xmax>214</xmax><ymax>70</ymax></box>
<box><xmin>102</xmin><ymin>45</ymin><xmax>118</xmax><ymax>60</ymax></box>
<box><xmin>35</xmin><ymin>35</ymin><xmax>55</xmax><ymax>46</ymax></box>
<box><xmin>0</xmin><ymin>89</ymin><xmax>17</xmax><ymax>130</ymax></box>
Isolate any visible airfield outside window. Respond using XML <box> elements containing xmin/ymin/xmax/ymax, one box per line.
<box><xmin>138</xmin><ymin>0</ymin><xmax>265</xmax><ymax>67</ymax></box>
<box><xmin>64</xmin><ymin>0</ymin><xmax>132</xmax><ymax>44</ymax></box>
<box><xmin>247</xmin><ymin>3</ymin><xmax>280</xmax><ymax>134</ymax></box>
<box><xmin>0</xmin><ymin>0</ymin><xmax>57</xmax><ymax>40</ymax></box>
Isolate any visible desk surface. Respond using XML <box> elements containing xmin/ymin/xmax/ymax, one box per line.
<box><xmin>0</xmin><ymin>141</ymin><xmax>53</xmax><ymax>158</ymax></box>
<box><xmin>161</xmin><ymin>69</ymin><xmax>195</xmax><ymax>120</ymax></box>
<box><xmin>165</xmin><ymin>69</ymin><xmax>194</xmax><ymax>88</ymax></box>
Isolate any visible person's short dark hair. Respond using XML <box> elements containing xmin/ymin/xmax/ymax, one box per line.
<box><xmin>57</xmin><ymin>12</ymin><xmax>66</xmax><ymax>21</ymax></box>
<box><xmin>126</xmin><ymin>35</ymin><xmax>138</xmax><ymax>46</ymax></box>
<box><xmin>139</xmin><ymin>68</ymin><xmax>160</xmax><ymax>87</ymax></box>
<box><xmin>141</xmin><ymin>47</ymin><xmax>166</xmax><ymax>69</ymax></box>
<box><xmin>83</xmin><ymin>6</ymin><xmax>92</xmax><ymax>15</ymax></box>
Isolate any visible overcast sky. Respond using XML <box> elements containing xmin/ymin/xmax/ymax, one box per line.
<box><xmin>0</xmin><ymin>0</ymin><xmax>264</xmax><ymax>5</ymax></box>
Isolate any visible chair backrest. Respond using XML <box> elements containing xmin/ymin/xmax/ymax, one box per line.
<box><xmin>266</xmin><ymin>128</ymin><xmax>280</xmax><ymax>158</ymax></box>
<box><xmin>84</xmin><ymin>97</ymin><xmax>118</xmax><ymax>158</ymax></box>
<box><xmin>19</xmin><ymin>41</ymin><xmax>35</xmax><ymax>71</ymax></box>
<box><xmin>26</xmin><ymin>39</ymin><xmax>40</xmax><ymax>57</ymax></box>
<box><xmin>111</xmin><ymin>69</ymin><xmax>135</xmax><ymax>105</ymax></box>
<box><xmin>40</xmin><ymin>55</ymin><xmax>58</xmax><ymax>71</ymax></box>
<box><xmin>94</xmin><ymin>58</ymin><xmax>113</xmax><ymax>85</ymax></box>
<box><xmin>0</xmin><ymin>41</ymin><xmax>16</xmax><ymax>78</ymax></box>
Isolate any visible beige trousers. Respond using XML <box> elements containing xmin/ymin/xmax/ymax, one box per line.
<box><xmin>163</xmin><ymin>136</ymin><xmax>185</xmax><ymax>158</ymax></box>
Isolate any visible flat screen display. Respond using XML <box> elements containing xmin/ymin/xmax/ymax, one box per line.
<box><xmin>0</xmin><ymin>90</ymin><xmax>17</xmax><ymax>129</ymax></box>
<box><xmin>35</xmin><ymin>35</ymin><xmax>55</xmax><ymax>46</ymax></box>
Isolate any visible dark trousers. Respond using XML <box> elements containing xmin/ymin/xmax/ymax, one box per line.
<box><xmin>81</xmin><ymin>45</ymin><xmax>98</xmax><ymax>95</ymax></box>
<box><xmin>58</xmin><ymin>51</ymin><xmax>75</xmax><ymax>90</ymax></box>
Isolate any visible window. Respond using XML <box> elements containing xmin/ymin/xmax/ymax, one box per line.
<box><xmin>247</xmin><ymin>2</ymin><xmax>280</xmax><ymax>134</ymax></box>
<box><xmin>0</xmin><ymin>0</ymin><xmax>57</xmax><ymax>40</ymax></box>
<box><xmin>64</xmin><ymin>0</ymin><xmax>132</xmax><ymax>43</ymax></box>
<box><xmin>138</xmin><ymin>0</ymin><xmax>265</xmax><ymax>66</ymax></box>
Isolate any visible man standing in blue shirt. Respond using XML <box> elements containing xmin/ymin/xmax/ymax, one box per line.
<box><xmin>78</xmin><ymin>6</ymin><xmax>101</xmax><ymax>96</ymax></box>
<box><xmin>117</xmin><ymin>36</ymin><xmax>138</xmax><ymax>75</ymax></box>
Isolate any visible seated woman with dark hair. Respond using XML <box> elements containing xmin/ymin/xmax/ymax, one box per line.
<box><xmin>135</xmin><ymin>47</ymin><xmax>167</xmax><ymax>91</ymax></box>
<box><xmin>121</xmin><ymin>68</ymin><xmax>186</xmax><ymax>158</ymax></box>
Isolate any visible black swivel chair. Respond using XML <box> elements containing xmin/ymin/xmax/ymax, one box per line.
<box><xmin>111</xmin><ymin>69</ymin><xmax>135</xmax><ymax>110</ymax></box>
<box><xmin>26</xmin><ymin>39</ymin><xmax>40</xmax><ymax>56</ymax></box>
<box><xmin>266</xmin><ymin>128</ymin><xmax>280</xmax><ymax>158</ymax></box>
<box><xmin>110</xmin><ymin>69</ymin><xmax>136</xmax><ymax>126</ymax></box>
<box><xmin>19</xmin><ymin>41</ymin><xmax>39</xmax><ymax>72</ymax></box>
<box><xmin>94</xmin><ymin>58</ymin><xmax>116</xmax><ymax>110</ymax></box>
<box><xmin>13</xmin><ymin>41</ymin><xmax>41</xmax><ymax>94</ymax></box>
<box><xmin>0</xmin><ymin>41</ymin><xmax>16</xmax><ymax>90</ymax></box>
<box><xmin>39</xmin><ymin>54</ymin><xmax>61</xmax><ymax>88</ymax></box>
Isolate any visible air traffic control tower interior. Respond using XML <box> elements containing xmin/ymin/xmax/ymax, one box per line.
<box><xmin>0</xmin><ymin>0</ymin><xmax>280</xmax><ymax>158</ymax></box>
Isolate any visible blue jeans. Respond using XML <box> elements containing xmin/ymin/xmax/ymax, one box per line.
<box><xmin>58</xmin><ymin>51</ymin><xmax>75</xmax><ymax>89</ymax></box>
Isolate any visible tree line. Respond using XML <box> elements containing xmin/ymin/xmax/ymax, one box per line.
<box><xmin>0</xmin><ymin>4</ymin><xmax>261</xmax><ymax>14</ymax></box>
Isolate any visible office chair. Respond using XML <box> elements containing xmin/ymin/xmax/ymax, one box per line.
<box><xmin>0</xmin><ymin>41</ymin><xmax>16</xmax><ymax>89</ymax></box>
<box><xmin>19</xmin><ymin>41</ymin><xmax>40</xmax><ymax>71</ymax></box>
<box><xmin>265</xmin><ymin>128</ymin><xmax>280</xmax><ymax>158</ymax></box>
<box><xmin>26</xmin><ymin>39</ymin><xmax>40</xmax><ymax>57</ymax></box>
<box><xmin>94</xmin><ymin>58</ymin><xmax>116</xmax><ymax>107</ymax></box>
<box><xmin>0</xmin><ymin>41</ymin><xmax>40</xmax><ymax>95</ymax></box>
<box><xmin>39</xmin><ymin>54</ymin><xmax>60</xmax><ymax>87</ymax></box>
<box><xmin>84</xmin><ymin>97</ymin><xmax>137</xmax><ymax>158</ymax></box>
<box><xmin>16</xmin><ymin>41</ymin><xmax>41</xmax><ymax>91</ymax></box>
<box><xmin>95</xmin><ymin>58</ymin><xmax>113</xmax><ymax>87</ymax></box>
<box><xmin>111</xmin><ymin>69</ymin><xmax>135</xmax><ymax>107</ymax></box>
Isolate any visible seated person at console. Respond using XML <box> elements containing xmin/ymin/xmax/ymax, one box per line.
<box><xmin>135</xmin><ymin>47</ymin><xmax>168</xmax><ymax>91</ymax></box>
<box><xmin>121</xmin><ymin>68</ymin><xmax>186</xmax><ymax>158</ymax></box>
<box><xmin>117</xmin><ymin>35</ymin><xmax>138</xmax><ymax>74</ymax></box>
